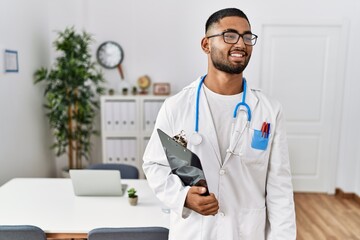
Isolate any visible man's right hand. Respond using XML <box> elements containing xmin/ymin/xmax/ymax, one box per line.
<box><xmin>184</xmin><ymin>186</ymin><xmax>219</xmax><ymax>216</ymax></box>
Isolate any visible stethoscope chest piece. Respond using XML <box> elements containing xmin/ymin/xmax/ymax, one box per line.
<box><xmin>189</xmin><ymin>132</ymin><xmax>202</xmax><ymax>146</ymax></box>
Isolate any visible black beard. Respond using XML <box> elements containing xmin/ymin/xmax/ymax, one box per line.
<box><xmin>212</xmin><ymin>60</ymin><xmax>247</xmax><ymax>74</ymax></box>
<box><xmin>210</xmin><ymin>49</ymin><xmax>250</xmax><ymax>74</ymax></box>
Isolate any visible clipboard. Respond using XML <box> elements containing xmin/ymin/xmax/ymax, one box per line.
<box><xmin>157</xmin><ymin>128</ymin><xmax>209</xmax><ymax>195</ymax></box>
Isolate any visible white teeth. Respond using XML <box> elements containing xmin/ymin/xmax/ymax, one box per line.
<box><xmin>231</xmin><ymin>53</ymin><xmax>243</xmax><ymax>57</ymax></box>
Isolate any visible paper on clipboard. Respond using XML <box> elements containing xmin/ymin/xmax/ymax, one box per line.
<box><xmin>157</xmin><ymin>128</ymin><xmax>209</xmax><ymax>195</ymax></box>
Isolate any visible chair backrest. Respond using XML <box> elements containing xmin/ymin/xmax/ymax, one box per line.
<box><xmin>88</xmin><ymin>227</ymin><xmax>169</xmax><ymax>240</ymax></box>
<box><xmin>87</xmin><ymin>163</ymin><xmax>139</xmax><ymax>179</ymax></box>
<box><xmin>0</xmin><ymin>225</ymin><xmax>47</xmax><ymax>240</ymax></box>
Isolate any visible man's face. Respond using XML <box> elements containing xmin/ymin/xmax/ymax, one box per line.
<box><xmin>206</xmin><ymin>16</ymin><xmax>253</xmax><ymax>74</ymax></box>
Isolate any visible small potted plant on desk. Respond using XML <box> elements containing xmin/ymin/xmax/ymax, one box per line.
<box><xmin>127</xmin><ymin>188</ymin><xmax>138</xmax><ymax>206</ymax></box>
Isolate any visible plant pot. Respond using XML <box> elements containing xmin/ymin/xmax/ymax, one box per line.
<box><xmin>128</xmin><ymin>197</ymin><xmax>138</xmax><ymax>206</ymax></box>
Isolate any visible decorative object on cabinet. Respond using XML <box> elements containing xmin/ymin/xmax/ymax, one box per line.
<box><xmin>34</xmin><ymin>26</ymin><xmax>105</xmax><ymax>171</ymax></box>
<box><xmin>4</xmin><ymin>49</ymin><xmax>19</xmax><ymax>73</ymax></box>
<box><xmin>137</xmin><ymin>75</ymin><xmax>151</xmax><ymax>94</ymax></box>
<box><xmin>96</xmin><ymin>41</ymin><xmax>125</xmax><ymax>80</ymax></box>
<box><xmin>101</xmin><ymin>95</ymin><xmax>167</xmax><ymax>178</ymax></box>
<box><xmin>132</xmin><ymin>86</ymin><xmax>138</xmax><ymax>95</ymax></box>
<box><xmin>122</xmin><ymin>87</ymin><xmax>128</xmax><ymax>95</ymax></box>
<box><xmin>153</xmin><ymin>83</ymin><xmax>171</xmax><ymax>95</ymax></box>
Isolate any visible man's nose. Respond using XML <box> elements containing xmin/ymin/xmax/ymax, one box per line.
<box><xmin>234</xmin><ymin>36</ymin><xmax>246</xmax><ymax>48</ymax></box>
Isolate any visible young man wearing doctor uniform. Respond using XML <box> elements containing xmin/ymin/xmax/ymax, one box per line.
<box><xmin>143</xmin><ymin>8</ymin><xmax>296</xmax><ymax>240</ymax></box>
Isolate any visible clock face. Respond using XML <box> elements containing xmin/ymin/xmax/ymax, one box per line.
<box><xmin>96</xmin><ymin>41</ymin><xmax>124</xmax><ymax>69</ymax></box>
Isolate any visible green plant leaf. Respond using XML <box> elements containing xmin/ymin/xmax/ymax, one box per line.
<box><xmin>34</xmin><ymin>26</ymin><xmax>106</xmax><ymax>169</ymax></box>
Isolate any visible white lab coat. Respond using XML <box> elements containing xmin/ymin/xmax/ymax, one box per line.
<box><xmin>143</xmin><ymin>77</ymin><xmax>296</xmax><ymax>240</ymax></box>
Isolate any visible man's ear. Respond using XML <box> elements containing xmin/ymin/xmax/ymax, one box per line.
<box><xmin>201</xmin><ymin>37</ymin><xmax>210</xmax><ymax>54</ymax></box>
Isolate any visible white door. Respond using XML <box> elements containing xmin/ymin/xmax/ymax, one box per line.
<box><xmin>259</xmin><ymin>21</ymin><xmax>347</xmax><ymax>192</ymax></box>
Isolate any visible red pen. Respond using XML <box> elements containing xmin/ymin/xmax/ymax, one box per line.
<box><xmin>261</xmin><ymin>122</ymin><xmax>267</xmax><ymax>137</ymax></box>
<box><xmin>264</xmin><ymin>123</ymin><xmax>268</xmax><ymax>138</ymax></box>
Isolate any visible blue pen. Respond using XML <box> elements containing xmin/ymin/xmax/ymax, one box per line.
<box><xmin>266</xmin><ymin>123</ymin><xmax>270</xmax><ymax>138</ymax></box>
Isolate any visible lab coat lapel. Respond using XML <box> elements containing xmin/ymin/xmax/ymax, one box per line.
<box><xmin>198</xmin><ymin>86</ymin><xmax>222</xmax><ymax>165</ymax></box>
<box><xmin>245</xmin><ymin>86</ymin><xmax>259</xmax><ymax>123</ymax></box>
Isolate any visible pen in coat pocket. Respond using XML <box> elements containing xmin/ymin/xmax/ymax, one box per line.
<box><xmin>266</xmin><ymin>123</ymin><xmax>270</xmax><ymax>138</ymax></box>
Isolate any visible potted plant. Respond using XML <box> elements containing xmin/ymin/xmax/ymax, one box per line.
<box><xmin>127</xmin><ymin>188</ymin><xmax>138</xmax><ymax>206</ymax></box>
<box><xmin>34</xmin><ymin>26</ymin><xmax>105</xmax><ymax>172</ymax></box>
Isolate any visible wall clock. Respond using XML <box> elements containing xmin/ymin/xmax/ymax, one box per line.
<box><xmin>96</xmin><ymin>41</ymin><xmax>124</xmax><ymax>79</ymax></box>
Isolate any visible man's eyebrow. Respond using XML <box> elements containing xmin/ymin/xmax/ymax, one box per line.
<box><xmin>223</xmin><ymin>28</ymin><xmax>253</xmax><ymax>34</ymax></box>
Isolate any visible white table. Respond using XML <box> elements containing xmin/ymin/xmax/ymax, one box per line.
<box><xmin>0</xmin><ymin>178</ymin><xmax>169</xmax><ymax>239</ymax></box>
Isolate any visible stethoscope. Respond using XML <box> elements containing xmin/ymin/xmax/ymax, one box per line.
<box><xmin>189</xmin><ymin>75</ymin><xmax>252</xmax><ymax>146</ymax></box>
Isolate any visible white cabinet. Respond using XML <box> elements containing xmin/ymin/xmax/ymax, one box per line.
<box><xmin>100</xmin><ymin>95</ymin><xmax>167</xmax><ymax>178</ymax></box>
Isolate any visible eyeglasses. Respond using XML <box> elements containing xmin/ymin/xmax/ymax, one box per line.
<box><xmin>207</xmin><ymin>31</ymin><xmax>258</xmax><ymax>46</ymax></box>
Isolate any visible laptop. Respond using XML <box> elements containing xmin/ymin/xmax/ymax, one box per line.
<box><xmin>157</xmin><ymin>128</ymin><xmax>209</xmax><ymax>195</ymax></box>
<box><xmin>69</xmin><ymin>169</ymin><xmax>127</xmax><ymax>196</ymax></box>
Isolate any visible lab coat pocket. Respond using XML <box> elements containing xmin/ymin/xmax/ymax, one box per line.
<box><xmin>238</xmin><ymin>207</ymin><xmax>266</xmax><ymax>240</ymax></box>
<box><xmin>240</xmin><ymin>128</ymin><xmax>270</xmax><ymax>164</ymax></box>
<box><xmin>251</xmin><ymin>130</ymin><xmax>269</xmax><ymax>150</ymax></box>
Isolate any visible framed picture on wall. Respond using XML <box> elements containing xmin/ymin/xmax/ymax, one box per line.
<box><xmin>153</xmin><ymin>83</ymin><xmax>171</xmax><ymax>95</ymax></box>
<box><xmin>4</xmin><ymin>49</ymin><xmax>19</xmax><ymax>73</ymax></box>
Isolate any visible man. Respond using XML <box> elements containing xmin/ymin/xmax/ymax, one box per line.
<box><xmin>143</xmin><ymin>8</ymin><xmax>296</xmax><ymax>240</ymax></box>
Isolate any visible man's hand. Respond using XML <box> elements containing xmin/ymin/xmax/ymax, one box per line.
<box><xmin>185</xmin><ymin>186</ymin><xmax>219</xmax><ymax>216</ymax></box>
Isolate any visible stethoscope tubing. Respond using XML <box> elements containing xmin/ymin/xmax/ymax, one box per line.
<box><xmin>194</xmin><ymin>75</ymin><xmax>205</xmax><ymax>133</ymax></box>
<box><xmin>233</xmin><ymin>79</ymin><xmax>251</xmax><ymax>121</ymax></box>
<box><xmin>194</xmin><ymin>75</ymin><xmax>251</xmax><ymax>134</ymax></box>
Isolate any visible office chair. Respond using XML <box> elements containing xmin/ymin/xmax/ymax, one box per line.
<box><xmin>0</xmin><ymin>225</ymin><xmax>47</xmax><ymax>240</ymax></box>
<box><xmin>88</xmin><ymin>227</ymin><xmax>169</xmax><ymax>240</ymax></box>
<box><xmin>87</xmin><ymin>163</ymin><xmax>139</xmax><ymax>179</ymax></box>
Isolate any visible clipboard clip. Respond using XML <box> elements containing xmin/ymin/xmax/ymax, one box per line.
<box><xmin>172</xmin><ymin>130</ymin><xmax>188</xmax><ymax>148</ymax></box>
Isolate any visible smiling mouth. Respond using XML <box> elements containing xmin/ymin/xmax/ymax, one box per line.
<box><xmin>230</xmin><ymin>53</ymin><xmax>244</xmax><ymax>57</ymax></box>
<box><xmin>229</xmin><ymin>49</ymin><xmax>247</xmax><ymax>58</ymax></box>
<box><xmin>229</xmin><ymin>51</ymin><xmax>247</xmax><ymax>62</ymax></box>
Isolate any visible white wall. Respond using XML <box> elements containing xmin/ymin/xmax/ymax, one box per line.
<box><xmin>1</xmin><ymin>0</ymin><xmax>359</xmax><ymax>195</ymax></box>
<box><xmin>336</xmin><ymin>1</ymin><xmax>360</xmax><ymax>194</ymax></box>
<box><xmin>0</xmin><ymin>0</ymin><xmax>55</xmax><ymax>185</ymax></box>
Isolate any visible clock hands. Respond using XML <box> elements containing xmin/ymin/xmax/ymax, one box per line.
<box><xmin>117</xmin><ymin>64</ymin><xmax>124</xmax><ymax>80</ymax></box>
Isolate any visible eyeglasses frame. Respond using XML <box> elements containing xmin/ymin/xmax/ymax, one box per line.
<box><xmin>207</xmin><ymin>31</ymin><xmax>258</xmax><ymax>46</ymax></box>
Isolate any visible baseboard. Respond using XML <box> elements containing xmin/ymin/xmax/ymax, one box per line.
<box><xmin>335</xmin><ymin>188</ymin><xmax>360</xmax><ymax>205</ymax></box>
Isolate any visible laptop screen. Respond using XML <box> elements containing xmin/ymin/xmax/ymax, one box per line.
<box><xmin>69</xmin><ymin>169</ymin><xmax>127</xmax><ymax>196</ymax></box>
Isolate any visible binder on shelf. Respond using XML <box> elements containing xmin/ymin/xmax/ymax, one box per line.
<box><xmin>128</xmin><ymin>101</ymin><xmax>136</xmax><ymax>130</ymax></box>
<box><xmin>123</xmin><ymin>103</ymin><xmax>128</xmax><ymax>131</ymax></box>
<box><xmin>123</xmin><ymin>139</ymin><xmax>129</xmax><ymax>163</ymax></box>
<box><xmin>106</xmin><ymin>139</ymin><xmax>115</xmax><ymax>162</ymax></box>
<box><xmin>144</xmin><ymin>101</ymin><xmax>152</xmax><ymax>131</ymax></box>
<box><xmin>149</xmin><ymin>102</ymin><xmax>156</xmax><ymax>130</ymax></box>
<box><xmin>105</xmin><ymin>101</ymin><xmax>114</xmax><ymax>131</ymax></box>
<box><xmin>123</xmin><ymin>101</ymin><xmax>133</xmax><ymax>131</ymax></box>
<box><xmin>115</xmin><ymin>138</ymin><xmax>122</xmax><ymax>162</ymax></box>
<box><xmin>113</xmin><ymin>101</ymin><xmax>122</xmax><ymax>131</ymax></box>
<box><xmin>130</xmin><ymin>139</ymin><xmax>137</xmax><ymax>163</ymax></box>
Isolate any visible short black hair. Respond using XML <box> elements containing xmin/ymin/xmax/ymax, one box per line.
<box><xmin>205</xmin><ymin>8</ymin><xmax>250</xmax><ymax>33</ymax></box>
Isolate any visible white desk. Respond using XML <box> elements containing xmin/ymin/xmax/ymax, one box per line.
<box><xmin>0</xmin><ymin>178</ymin><xmax>169</xmax><ymax>239</ymax></box>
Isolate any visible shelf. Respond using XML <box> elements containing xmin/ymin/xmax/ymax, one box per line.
<box><xmin>100</xmin><ymin>95</ymin><xmax>168</xmax><ymax>178</ymax></box>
